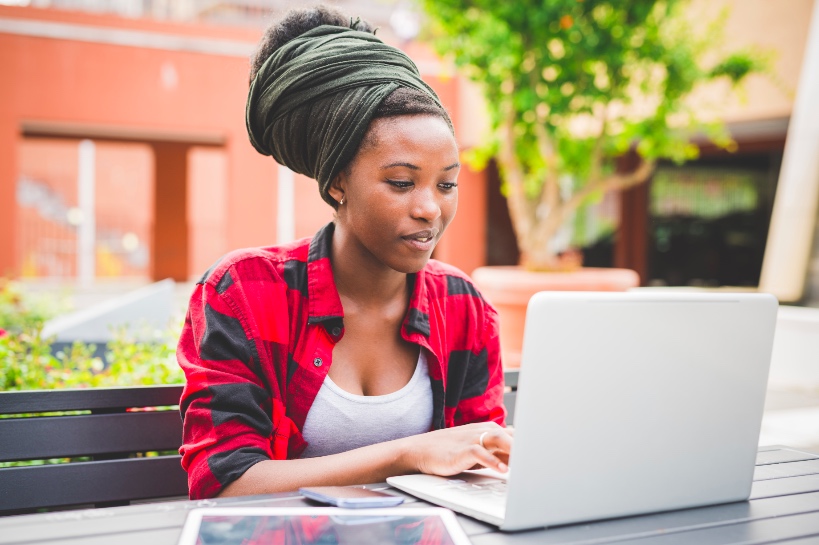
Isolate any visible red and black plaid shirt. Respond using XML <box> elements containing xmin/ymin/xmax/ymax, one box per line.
<box><xmin>178</xmin><ymin>222</ymin><xmax>506</xmax><ymax>499</ymax></box>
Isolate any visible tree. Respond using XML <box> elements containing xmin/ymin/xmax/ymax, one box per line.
<box><xmin>421</xmin><ymin>0</ymin><xmax>764</xmax><ymax>269</ymax></box>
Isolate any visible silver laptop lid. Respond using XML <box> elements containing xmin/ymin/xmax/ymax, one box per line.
<box><xmin>504</xmin><ymin>291</ymin><xmax>778</xmax><ymax>531</ymax></box>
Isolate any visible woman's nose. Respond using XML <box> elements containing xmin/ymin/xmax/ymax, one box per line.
<box><xmin>411</xmin><ymin>187</ymin><xmax>442</xmax><ymax>222</ymax></box>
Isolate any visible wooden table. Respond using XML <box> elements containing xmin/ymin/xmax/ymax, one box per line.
<box><xmin>2</xmin><ymin>446</ymin><xmax>819</xmax><ymax>545</ymax></box>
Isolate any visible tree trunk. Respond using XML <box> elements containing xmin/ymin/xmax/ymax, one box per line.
<box><xmin>495</xmin><ymin>110</ymin><xmax>656</xmax><ymax>272</ymax></box>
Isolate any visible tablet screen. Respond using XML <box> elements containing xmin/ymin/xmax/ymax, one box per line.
<box><xmin>180</xmin><ymin>507</ymin><xmax>470</xmax><ymax>545</ymax></box>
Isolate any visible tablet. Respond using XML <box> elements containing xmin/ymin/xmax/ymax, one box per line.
<box><xmin>177</xmin><ymin>506</ymin><xmax>472</xmax><ymax>545</ymax></box>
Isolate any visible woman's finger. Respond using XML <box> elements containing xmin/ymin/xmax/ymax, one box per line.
<box><xmin>475</xmin><ymin>429</ymin><xmax>512</xmax><ymax>472</ymax></box>
<box><xmin>481</xmin><ymin>429</ymin><xmax>513</xmax><ymax>455</ymax></box>
<box><xmin>469</xmin><ymin>444</ymin><xmax>508</xmax><ymax>473</ymax></box>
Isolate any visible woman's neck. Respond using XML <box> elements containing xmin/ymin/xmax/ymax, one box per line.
<box><xmin>330</xmin><ymin>224</ymin><xmax>409</xmax><ymax>305</ymax></box>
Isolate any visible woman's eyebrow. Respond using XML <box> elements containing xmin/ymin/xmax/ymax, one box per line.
<box><xmin>380</xmin><ymin>161</ymin><xmax>461</xmax><ymax>171</ymax></box>
<box><xmin>381</xmin><ymin>161</ymin><xmax>420</xmax><ymax>170</ymax></box>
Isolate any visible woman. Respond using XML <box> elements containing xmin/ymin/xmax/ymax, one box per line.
<box><xmin>178</xmin><ymin>6</ymin><xmax>512</xmax><ymax>500</ymax></box>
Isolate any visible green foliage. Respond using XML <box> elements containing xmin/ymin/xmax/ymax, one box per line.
<box><xmin>424</xmin><ymin>0</ymin><xmax>763</xmax><ymax>167</ymax></box>
<box><xmin>0</xmin><ymin>281</ymin><xmax>183</xmax><ymax>391</ymax></box>
<box><xmin>103</xmin><ymin>327</ymin><xmax>183</xmax><ymax>386</ymax></box>
<box><xmin>709</xmin><ymin>51</ymin><xmax>760</xmax><ymax>82</ymax></box>
<box><xmin>420</xmin><ymin>0</ymin><xmax>767</xmax><ymax>258</ymax></box>
<box><xmin>0</xmin><ymin>279</ymin><xmax>67</xmax><ymax>333</ymax></box>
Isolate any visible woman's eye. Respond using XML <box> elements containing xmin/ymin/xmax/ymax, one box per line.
<box><xmin>439</xmin><ymin>182</ymin><xmax>458</xmax><ymax>191</ymax></box>
<box><xmin>387</xmin><ymin>180</ymin><xmax>413</xmax><ymax>189</ymax></box>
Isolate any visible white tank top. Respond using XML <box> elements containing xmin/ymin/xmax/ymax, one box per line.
<box><xmin>300</xmin><ymin>350</ymin><xmax>434</xmax><ymax>458</ymax></box>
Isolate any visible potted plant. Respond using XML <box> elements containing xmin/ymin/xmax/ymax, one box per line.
<box><xmin>421</xmin><ymin>0</ymin><xmax>764</xmax><ymax>366</ymax></box>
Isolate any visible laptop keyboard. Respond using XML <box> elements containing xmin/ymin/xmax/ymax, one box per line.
<box><xmin>388</xmin><ymin>473</ymin><xmax>508</xmax><ymax>523</ymax></box>
<box><xmin>438</xmin><ymin>478</ymin><xmax>507</xmax><ymax>499</ymax></box>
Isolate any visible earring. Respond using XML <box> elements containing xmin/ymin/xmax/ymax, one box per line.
<box><xmin>339</xmin><ymin>196</ymin><xmax>345</xmax><ymax>206</ymax></box>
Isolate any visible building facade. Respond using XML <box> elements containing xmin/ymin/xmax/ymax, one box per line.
<box><xmin>2</xmin><ymin>0</ymin><xmax>816</xmax><ymax>299</ymax></box>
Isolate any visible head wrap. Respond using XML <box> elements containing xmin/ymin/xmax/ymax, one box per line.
<box><xmin>246</xmin><ymin>25</ymin><xmax>444</xmax><ymax>206</ymax></box>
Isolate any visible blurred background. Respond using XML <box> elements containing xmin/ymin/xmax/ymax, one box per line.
<box><xmin>1</xmin><ymin>0</ymin><xmax>818</xmax><ymax>451</ymax></box>
<box><xmin>2</xmin><ymin>0</ymin><xmax>816</xmax><ymax>293</ymax></box>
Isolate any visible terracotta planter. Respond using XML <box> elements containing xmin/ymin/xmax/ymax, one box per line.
<box><xmin>472</xmin><ymin>266</ymin><xmax>640</xmax><ymax>368</ymax></box>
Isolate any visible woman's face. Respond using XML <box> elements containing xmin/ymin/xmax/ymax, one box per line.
<box><xmin>331</xmin><ymin>114</ymin><xmax>460</xmax><ymax>274</ymax></box>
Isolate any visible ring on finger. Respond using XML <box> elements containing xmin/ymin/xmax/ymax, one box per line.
<box><xmin>478</xmin><ymin>431</ymin><xmax>489</xmax><ymax>449</ymax></box>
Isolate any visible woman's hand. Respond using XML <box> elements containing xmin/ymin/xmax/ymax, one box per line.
<box><xmin>402</xmin><ymin>422</ymin><xmax>513</xmax><ymax>477</ymax></box>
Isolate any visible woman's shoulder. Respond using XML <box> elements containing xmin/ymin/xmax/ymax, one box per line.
<box><xmin>422</xmin><ymin>260</ymin><xmax>487</xmax><ymax>303</ymax></box>
<box><xmin>421</xmin><ymin>261</ymin><xmax>499</xmax><ymax>346</ymax></box>
<box><xmin>197</xmin><ymin>236</ymin><xmax>312</xmax><ymax>291</ymax></box>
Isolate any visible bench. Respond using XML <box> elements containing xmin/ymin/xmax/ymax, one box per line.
<box><xmin>0</xmin><ymin>385</ymin><xmax>187</xmax><ymax>515</ymax></box>
<box><xmin>0</xmin><ymin>372</ymin><xmax>519</xmax><ymax>515</ymax></box>
<box><xmin>504</xmin><ymin>369</ymin><xmax>518</xmax><ymax>425</ymax></box>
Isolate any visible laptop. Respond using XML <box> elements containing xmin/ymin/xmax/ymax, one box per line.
<box><xmin>388</xmin><ymin>291</ymin><xmax>778</xmax><ymax>531</ymax></box>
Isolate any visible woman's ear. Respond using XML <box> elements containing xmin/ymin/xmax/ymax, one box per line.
<box><xmin>328</xmin><ymin>170</ymin><xmax>347</xmax><ymax>206</ymax></box>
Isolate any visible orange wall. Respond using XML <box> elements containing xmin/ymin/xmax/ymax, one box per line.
<box><xmin>0</xmin><ymin>5</ymin><xmax>487</xmax><ymax>280</ymax></box>
<box><xmin>1</xmin><ymin>116</ymin><xmax>17</xmax><ymax>278</ymax></box>
<box><xmin>434</xmin><ymin>161</ymin><xmax>488</xmax><ymax>276</ymax></box>
<box><xmin>188</xmin><ymin>147</ymin><xmax>228</xmax><ymax>276</ymax></box>
<box><xmin>0</xmin><ymin>6</ymin><xmax>274</xmax><ymax>278</ymax></box>
<box><xmin>293</xmin><ymin>172</ymin><xmax>334</xmax><ymax>240</ymax></box>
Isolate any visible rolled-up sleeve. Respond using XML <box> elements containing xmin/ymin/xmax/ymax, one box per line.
<box><xmin>452</xmin><ymin>304</ymin><xmax>506</xmax><ymax>427</ymax></box>
<box><xmin>178</xmin><ymin>263</ymin><xmax>301</xmax><ymax>499</ymax></box>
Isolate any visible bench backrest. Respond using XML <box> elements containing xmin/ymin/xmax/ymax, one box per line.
<box><xmin>0</xmin><ymin>373</ymin><xmax>518</xmax><ymax>515</ymax></box>
<box><xmin>504</xmin><ymin>369</ymin><xmax>519</xmax><ymax>426</ymax></box>
<box><xmin>0</xmin><ymin>385</ymin><xmax>187</xmax><ymax>515</ymax></box>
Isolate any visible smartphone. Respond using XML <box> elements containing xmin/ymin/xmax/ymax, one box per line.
<box><xmin>299</xmin><ymin>486</ymin><xmax>405</xmax><ymax>509</ymax></box>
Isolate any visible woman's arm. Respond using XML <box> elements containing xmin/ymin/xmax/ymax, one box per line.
<box><xmin>178</xmin><ymin>258</ymin><xmax>299</xmax><ymax>499</ymax></box>
<box><xmin>219</xmin><ymin>422</ymin><xmax>513</xmax><ymax>497</ymax></box>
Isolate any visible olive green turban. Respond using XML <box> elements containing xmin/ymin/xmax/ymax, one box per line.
<box><xmin>246</xmin><ymin>24</ymin><xmax>443</xmax><ymax>207</ymax></box>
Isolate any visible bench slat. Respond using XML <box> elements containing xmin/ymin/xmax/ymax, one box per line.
<box><xmin>0</xmin><ymin>456</ymin><xmax>188</xmax><ymax>513</ymax></box>
<box><xmin>0</xmin><ymin>386</ymin><xmax>184</xmax><ymax>414</ymax></box>
<box><xmin>504</xmin><ymin>391</ymin><xmax>517</xmax><ymax>426</ymax></box>
<box><xmin>504</xmin><ymin>369</ymin><xmax>519</xmax><ymax>389</ymax></box>
<box><xmin>0</xmin><ymin>411</ymin><xmax>182</xmax><ymax>462</ymax></box>
<box><xmin>0</xmin><ymin>385</ymin><xmax>190</xmax><ymax>512</ymax></box>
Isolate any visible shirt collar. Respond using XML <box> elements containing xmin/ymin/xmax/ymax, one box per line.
<box><xmin>307</xmin><ymin>222</ymin><xmax>344</xmax><ymax>327</ymax></box>
<box><xmin>306</xmin><ymin>222</ymin><xmax>431</xmax><ymax>339</ymax></box>
<box><xmin>404</xmin><ymin>268</ymin><xmax>431</xmax><ymax>337</ymax></box>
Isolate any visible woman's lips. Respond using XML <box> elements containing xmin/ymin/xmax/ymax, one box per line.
<box><xmin>402</xmin><ymin>229</ymin><xmax>437</xmax><ymax>252</ymax></box>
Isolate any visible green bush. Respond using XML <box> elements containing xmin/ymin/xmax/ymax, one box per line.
<box><xmin>0</xmin><ymin>280</ymin><xmax>183</xmax><ymax>391</ymax></box>
<box><xmin>0</xmin><ymin>279</ymin><xmax>65</xmax><ymax>333</ymax></box>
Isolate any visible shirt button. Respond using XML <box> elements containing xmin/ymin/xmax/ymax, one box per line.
<box><xmin>331</xmin><ymin>327</ymin><xmax>341</xmax><ymax>336</ymax></box>
<box><xmin>313</xmin><ymin>357</ymin><xmax>323</xmax><ymax>367</ymax></box>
